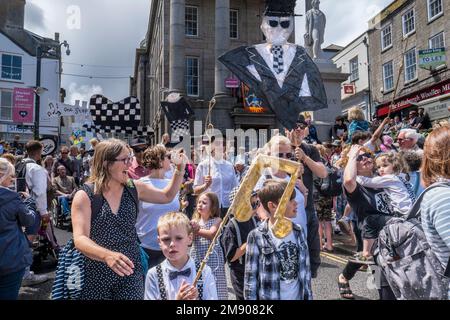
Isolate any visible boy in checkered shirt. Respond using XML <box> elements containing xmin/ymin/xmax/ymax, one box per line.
<box><xmin>244</xmin><ymin>180</ymin><xmax>313</xmax><ymax>300</ymax></box>
<box><xmin>144</xmin><ymin>212</ymin><xmax>217</xmax><ymax>300</ymax></box>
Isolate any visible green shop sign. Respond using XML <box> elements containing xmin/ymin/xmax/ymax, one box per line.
<box><xmin>419</xmin><ymin>48</ymin><xmax>446</xmax><ymax>70</ymax></box>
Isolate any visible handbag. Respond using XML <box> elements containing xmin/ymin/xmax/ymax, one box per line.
<box><xmin>51</xmin><ymin>239</ymin><xmax>85</xmax><ymax>300</ymax></box>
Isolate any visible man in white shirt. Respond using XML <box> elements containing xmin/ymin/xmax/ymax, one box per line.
<box><xmin>193</xmin><ymin>138</ymin><xmax>238</xmax><ymax>218</ymax></box>
<box><xmin>21</xmin><ymin>140</ymin><xmax>50</xmax><ymax>286</ymax></box>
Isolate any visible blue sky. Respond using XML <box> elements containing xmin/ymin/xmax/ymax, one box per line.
<box><xmin>25</xmin><ymin>0</ymin><xmax>393</xmax><ymax>104</ymax></box>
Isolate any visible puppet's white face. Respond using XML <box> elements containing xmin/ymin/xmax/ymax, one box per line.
<box><xmin>261</xmin><ymin>16</ymin><xmax>294</xmax><ymax>46</ymax></box>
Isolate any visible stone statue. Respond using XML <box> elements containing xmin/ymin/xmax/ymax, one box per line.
<box><xmin>304</xmin><ymin>0</ymin><xmax>326</xmax><ymax>60</ymax></box>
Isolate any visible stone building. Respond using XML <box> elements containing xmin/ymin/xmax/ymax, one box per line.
<box><xmin>333</xmin><ymin>32</ymin><xmax>372</xmax><ymax>120</ymax></box>
<box><xmin>368</xmin><ymin>0</ymin><xmax>449</xmax><ymax>122</ymax></box>
<box><xmin>130</xmin><ymin>0</ymin><xmax>303</xmax><ymax>144</ymax></box>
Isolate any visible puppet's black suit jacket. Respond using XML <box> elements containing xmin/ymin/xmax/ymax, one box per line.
<box><xmin>219</xmin><ymin>45</ymin><xmax>327</xmax><ymax>130</ymax></box>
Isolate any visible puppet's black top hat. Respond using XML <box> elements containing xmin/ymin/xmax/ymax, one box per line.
<box><xmin>264</xmin><ymin>0</ymin><xmax>297</xmax><ymax>17</ymax></box>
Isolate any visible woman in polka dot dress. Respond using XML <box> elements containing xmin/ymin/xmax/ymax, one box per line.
<box><xmin>71</xmin><ymin>139</ymin><xmax>187</xmax><ymax>300</ymax></box>
<box><xmin>191</xmin><ymin>192</ymin><xmax>228</xmax><ymax>300</ymax></box>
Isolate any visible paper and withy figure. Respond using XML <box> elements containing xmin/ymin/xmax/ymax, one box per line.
<box><xmin>83</xmin><ymin>95</ymin><xmax>153</xmax><ymax>137</ymax></box>
<box><xmin>219</xmin><ymin>0</ymin><xmax>327</xmax><ymax>130</ymax></box>
<box><xmin>160</xmin><ymin>93</ymin><xmax>195</xmax><ymax>146</ymax></box>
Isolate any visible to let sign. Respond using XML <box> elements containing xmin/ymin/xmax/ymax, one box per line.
<box><xmin>419</xmin><ymin>48</ymin><xmax>446</xmax><ymax>70</ymax></box>
<box><xmin>13</xmin><ymin>87</ymin><xmax>34</xmax><ymax>123</ymax></box>
<box><xmin>225</xmin><ymin>77</ymin><xmax>240</xmax><ymax>88</ymax></box>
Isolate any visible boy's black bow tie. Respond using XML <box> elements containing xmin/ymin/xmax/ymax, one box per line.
<box><xmin>169</xmin><ymin>268</ymin><xmax>191</xmax><ymax>280</ymax></box>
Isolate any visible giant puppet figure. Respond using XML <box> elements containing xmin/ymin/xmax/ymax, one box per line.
<box><xmin>219</xmin><ymin>0</ymin><xmax>327</xmax><ymax>130</ymax></box>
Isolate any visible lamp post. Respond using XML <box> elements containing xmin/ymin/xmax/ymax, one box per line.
<box><xmin>34</xmin><ymin>45</ymin><xmax>42</xmax><ymax>140</ymax></box>
<box><xmin>34</xmin><ymin>41</ymin><xmax>70</xmax><ymax>140</ymax></box>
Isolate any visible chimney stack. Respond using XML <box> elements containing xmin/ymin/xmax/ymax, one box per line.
<box><xmin>0</xmin><ymin>0</ymin><xmax>26</xmax><ymax>30</ymax></box>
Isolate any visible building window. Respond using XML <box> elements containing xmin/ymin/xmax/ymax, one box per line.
<box><xmin>381</xmin><ymin>24</ymin><xmax>392</xmax><ymax>50</ymax></box>
<box><xmin>429</xmin><ymin>32</ymin><xmax>445</xmax><ymax>49</ymax></box>
<box><xmin>185</xmin><ymin>6</ymin><xmax>198</xmax><ymax>37</ymax></box>
<box><xmin>1</xmin><ymin>54</ymin><xmax>22</xmax><ymax>81</ymax></box>
<box><xmin>186</xmin><ymin>57</ymin><xmax>199</xmax><ymax>96</ymax></box>
<box><xmin>349</xmin><ymin>56</ymin><xmax>359</xmax><ymax>82</ymax></box>
<box><xmin>230</xmin><ymin>9</ymin><xmax>238</xmax><ymax>39</ymax></box>
<box><xmin>0</xmin><ymin>90</ymin><xmax>13</xmax><ymax>121</ymax></box>
<box><xmin>404</xmin><ymin>48</ymin><xmax>417</xmax><ymax>82</ymax></box>
<box><xmin>383</xmin><ymin>61</ymin><xmax>394</xmax><ymax>92</ymax></box>
<box><xmin>402</xmin><ymin>8</ymin><xmax>415</xmax><ymax>37</ymax></box>
<box><xmin>428</xmin><ymin>0</ymin><xmax>443</xmax><ymax>21</ymax></box>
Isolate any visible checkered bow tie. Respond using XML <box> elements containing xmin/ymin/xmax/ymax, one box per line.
<box><xmin>271</xmin><ymin>45</ymin><xmax>284</xmax><ymax>74</ymax></box>
<box><xmin>169</xmin><ymin>268</ymin><xmax>191</xmax><ymax>280</ymax></box>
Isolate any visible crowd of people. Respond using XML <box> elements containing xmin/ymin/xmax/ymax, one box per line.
<box><xmin>0</xmin><ymin>105</ymin><xmax>449</xmax><ymax>300</ymax></box>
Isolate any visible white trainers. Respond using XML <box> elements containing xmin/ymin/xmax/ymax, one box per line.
<box><xmin>22</xmin><ymin>271</ymin><xmax>50</xmax><ymax>287</ymax></box>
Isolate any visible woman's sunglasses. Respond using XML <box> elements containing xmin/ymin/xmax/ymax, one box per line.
<box><xmin>277</xmin><ymin>152</ymin><xmax>294</xmax><ymax>159</ymax></box>
<box><xmin>356</xmin><ymin>153</ymin><xmax>373</xmax><ymax>162</ymax></box>
<box><xmin>269</xmin><ymin>20</ymin><xmax>291</xmax><ymax>29</ymax></box>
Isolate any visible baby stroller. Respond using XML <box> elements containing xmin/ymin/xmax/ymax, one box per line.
<box><xmin>22</xmin><ymin>196</ymin><xmax>60</xmax><ymax>270</ymax></box>
<box><xmin>32</xmin><ymin>220</ymin><xmax>60</xmax><ymax>267</ymax></box>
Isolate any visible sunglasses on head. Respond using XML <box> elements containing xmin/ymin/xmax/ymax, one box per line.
<box><xmin>356</xmin><ymin>153</ymin><xmax>372</xmax><ymax>162</ymax></box>
<box><xmin>251</xmin><ymin>200</ymin><xmax>260</xmax><ymax>210</ymax></box>
<box><xmin>132</xmin><ymin>146</ymin><xmax>147</xmax><ymax>153</ymax></box>
<box><xmin>277</xmin><ymin>152</ymin><xmax>294</xmax><ymax>159</ymax></box>
<box><xmin>269</xmin><ymin>20</ymin><xmax>291</xmax><ymax>29</ymax></box>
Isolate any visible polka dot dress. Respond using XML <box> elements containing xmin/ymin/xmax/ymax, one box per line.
<box><xmin>80</xmin><ymin>187</ymin><xmax>144</xmax><ymax>300</ymax></box>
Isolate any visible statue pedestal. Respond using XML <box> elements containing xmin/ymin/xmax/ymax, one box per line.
<box><xmin>311</xmin><ymin>60</ymin><xmax>350</xmax><ymax>142</ymax></box>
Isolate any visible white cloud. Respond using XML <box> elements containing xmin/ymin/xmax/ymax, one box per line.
<box><xmin>24</xmin><ymin>1</ymin><xmax>48</xmax><ymax>33</ymax></box>
<box><xmin>67</xmin><ymin>83</ymin><xmax>103</xmax><ymax>105</ymax></box>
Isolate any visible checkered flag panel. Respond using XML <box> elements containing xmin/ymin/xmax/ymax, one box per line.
<box><xmin>83</xmin><ymin>123</ymin><xmax>154</xmax><ymax>137</ymax></box>
<box><xmin>271</xmin><ymin>45</ymin><xmax>284</xmax><ymax>74</ymax></box>
<box><xmin>89</xmin><ymin>94</ymin><xmax>141</xmax><ymax>129</ymax></box>
<box><xmin>83</xmin><ymin>94</ymin><xmax>151</xmax><ymax>137</ymax></box>
<box><xmin>170</xmin><ymin>118</ymin><xmax>190</xmax><ymax>143</ymax></box>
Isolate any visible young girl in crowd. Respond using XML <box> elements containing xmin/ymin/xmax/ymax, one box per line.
<box><xmin>353</xmin><ymin>152</ymin><xmax>416</xmax><ymax>263</ymax></box>
<box><xmin>190</xmin><ymin>192</ymin><xmax>228</xmax><ymax>300</ymax></box>
<box><xmin>346</xmin><ymin>106</ymin><xmax>369</xmax><ymax>144</ymax></box>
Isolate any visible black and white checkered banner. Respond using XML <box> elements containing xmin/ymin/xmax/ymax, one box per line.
<box><xmin>161</xmin><ymin>95</ymin><xmax>194</xmax><ymax>144</ymax></box>
<box><xmin>83</xmin><ymin>124</ymin><xmax>154</xmax><ymax>136</ymax></box>
<box><xmin>83</xmin><ymin>94</ymin><xmax>153</xmax><ymax>136</ymax></box>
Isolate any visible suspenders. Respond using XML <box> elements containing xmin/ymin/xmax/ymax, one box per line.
<box><xmin>155</xmin><ymin>261</ymin><xmax>204</xmax><ymax>300</ymax></box>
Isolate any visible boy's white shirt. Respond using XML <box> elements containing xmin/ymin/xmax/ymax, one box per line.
<box><xmin>144</xmin><ymin>256</ymin><xmax>218</xmax><ymax>300</ymax></box>
<box><xmin>356</xmin><ymin>174</ymin><xmax>415</xmax><ymax>215</ymax></box>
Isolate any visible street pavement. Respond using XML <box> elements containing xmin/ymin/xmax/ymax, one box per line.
<box><xmin>19</xmin><ymin>227</ymin><xmax>377</xmax><ymax>300</ymax></box>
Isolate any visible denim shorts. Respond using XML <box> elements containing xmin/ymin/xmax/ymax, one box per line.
<box><xmin>24</xmin><ymin>213</ymin><xmax>41</xmax><ymax>236</ymax></box>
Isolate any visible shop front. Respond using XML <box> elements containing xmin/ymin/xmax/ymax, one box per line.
<box><xmin>376</xmin><ymin>78</ymin><xmax>450</xmax><ymax>120</ymax></box>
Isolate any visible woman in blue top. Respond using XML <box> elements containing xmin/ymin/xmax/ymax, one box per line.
<box><xmin>0</xmin><ymin>158</ymin><xmax>36</xmax><ymax>300</ymax></box>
